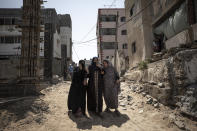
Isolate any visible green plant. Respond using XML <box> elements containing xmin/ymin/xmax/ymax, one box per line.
<box><xmin>145</xmin><ymin>58</ymin><xmax>151</xmax><ymax>64</ymax></box>
<box><xmin>138</xmin><ymin>61</ymin><xmax>148</xmax><ymax>71</ymax></box>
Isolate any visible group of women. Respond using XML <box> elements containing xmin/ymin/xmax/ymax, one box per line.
<box><xmin>67</xmin><ymin>57</ymin><xmax>121</xmax><ymax>117</ymax></box>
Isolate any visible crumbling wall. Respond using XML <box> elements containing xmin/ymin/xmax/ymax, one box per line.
<box><xmin>124</xmin><ymin>49</ymin><xmax>197</xmax><ymax>118</ymax></box>
<box><xmin>168</xmin><ymin>49</ymin><xmax>197</xmax><ymax>117</ymax></box>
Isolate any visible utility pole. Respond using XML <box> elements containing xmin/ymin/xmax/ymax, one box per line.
<box><xmin>98</xmin><ymin>9</ymin><xmax>103</xmax><ymax>63</ymax></box>
<box><xmin>114</xmin><ymin>11</ymin><xmax>119</xmax><ymax>69</ymax></box>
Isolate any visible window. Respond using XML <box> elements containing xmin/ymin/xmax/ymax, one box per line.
<box><xmin>121</xmin><ymin>30</ymin><xmax>127</xmax><ymax>35</ymax></box>
<box><xmin>0</xmin><ymin>18</ymin><xmax>17</xmax><ymax>25</ymax></box>
<box><xmin>0</xmin><ymin>36</ymin><xmax>5</xmax><ymax>43</ymax></box>
<box><xmin>132</xmin><ymin>42</ymin><xmax>136</xmax><ymax>53</ymax></box>
<box><xmin>130</xmin><ymin>5</ymin><xmax>135</xmax><ymax>16</ymax></box>
<box><xmin>100</xmin><ymin>15</ymin><xmax>116</xmax><ymax>22</ymax></box>
<box><xmin>5</xmin><ymin>36</ymin><xmax>13</xmax><ymax>43</ymax></box>
<box><xmin>4</xmin><ymin>18</ymin><xmax>12</xmax><ymax>25</ymax></box>
<box><xmin>122</xmin><ymin>43</ymin><xmax>128</xmax><ymax>49</ymax></box>
<box><xmin>12</xmin><ymin>18</ymin><xmax>15</xmax><ymax>25</ymax></box>
<box><xmin>16</xmin><ymin>37</ymin><xmax>21</xmax><ymax>43</ymax></box>
<box><xmin>100</xmin><ymin>28</ymin><xmax>116</xmax><ymax>35</ymax></box>
<box><xmin>0</xmin><ymin>36</ymin><xmax>21</xmax><ymax>44</ymax></box>
<box><xmin>0</xmin><ymin>18</ymin><xmax>4</xmax><ymax>25</ymax></box>
<box><xmin>101</xmin><ymin>42</ymin><xmax>115</xmax><ymax>49</ymax></box>
<box><xmin>120</xmin><ymin>17</ymin><xmax>126</xmax><ymax>22</ymax></box>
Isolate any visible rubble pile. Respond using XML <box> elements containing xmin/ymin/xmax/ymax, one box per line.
<box><xmin>118</xmin><ymin>79</ymin><xmax>197</xmax><ymax>130</ymax></box>
<box><xmin>118</xmin><ymin>82</ymin><xmax>161</xmax><ymax>110</ymax></box>
<box><xmin>122</xmin><ymin>49</ymin><xmax>197</xmax><ymax>119</ymax></box>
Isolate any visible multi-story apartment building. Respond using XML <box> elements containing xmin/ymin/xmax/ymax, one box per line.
<box><xmin>96</xmin><ymin>8</ymin><xmax>128</xmax><ymax>63</ymax></box>
<box><xmin>0</xmin><ymin>8</ymin><xmax>72</xmax><ymax>82</ymax></box>
<box><xmin>58</xmin><ymin>14</ymin><xmax>72</xmax><ymax>64</ymax></box>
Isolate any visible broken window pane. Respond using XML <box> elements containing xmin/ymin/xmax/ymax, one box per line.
<box><xmin>100</xmin><ymin>28</ymin><xmax>116</xmax><ymax>35</ymax></box>
<box><xmin>132</xmin><ymin>42</ymin><xmax>136</xmax><ymax>53</ymax></box>
<box><xmin>154</xmin><ymin>2</ymin><xmax>189</xmax><ymax>39</ymax></box>
<box><xmin>101</xmin><ymin>42</ymin><xmax>115</xmax><ymax>49</ymax></box>
<box><xmin>100</xmin><ymin>15</ymin><xmax>116</xmax><ymax>22</ymax></box>
<box><xmin>121</xmin><ymin>30</ymin><xmax>127</xmax><ymax>35</ymax></box>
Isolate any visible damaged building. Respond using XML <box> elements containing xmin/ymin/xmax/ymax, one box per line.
<box><xmin>124</xmin><ymin>0</ymin><xmax>197</xmax><ymax>118</ymax></box>
<box><xmin>0</xmin><ymin>8</ymin><xmax>72</xmax><ymax>85</ymax></box>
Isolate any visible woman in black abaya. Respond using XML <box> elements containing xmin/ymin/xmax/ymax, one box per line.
<box><xmin>67</xmin><ymin>60</ymin><xmax>87</xmax><ymax>117</ymax></box>
<box><xmin>87</xmin><ymin>57</ymin><xmax>104</xmax><ymax>115</ymax></box>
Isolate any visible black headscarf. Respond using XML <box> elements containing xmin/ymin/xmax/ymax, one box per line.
<box><xmin>91</xmin><ymin>57</ymin><xmax>98</xmax><ymax>66</ymax></box>
<box><xmin>79</xmin><ymin>60</ymin><xmax>85</xmax><ymax>71</ymax></box>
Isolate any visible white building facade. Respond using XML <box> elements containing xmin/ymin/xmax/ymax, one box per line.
<box><xmin>96</xmin><ymin>8</ymin><xmax>128</xmax><ymax>62</ymax></box>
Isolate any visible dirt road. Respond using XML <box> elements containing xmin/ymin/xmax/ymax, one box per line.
<box><xmin>0</xmin><ymin>81</ymin><xmax>197</xmax><ymax>131</ymax></box>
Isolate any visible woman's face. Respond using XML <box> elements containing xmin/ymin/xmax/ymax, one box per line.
<box><xmin>103</xmin><ymin>61</ymin><xmax>108</xmax><ymax>68</ymax></box>
<box><xmin>93</xmin><ymin>58</ymin><xmax>98</xmax><ymax>63</ymax></box>
<box><xmin>79</xmin><ymin>63</ymin><xmax>82</xmax><ymax>70</ymax></box>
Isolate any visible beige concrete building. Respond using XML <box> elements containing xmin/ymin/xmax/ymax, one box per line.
<box><xmin>96</xmin><ymin>8</ymin><xmax>128</xmax><ymax>62</ymax></box>
<box><xmin>125</xmin><ymin>0</ymin><xmax>197</xmax><ymax>68</ymax></box>
<box><xmin>125</xmin><ymin>0</ymin><xmax>153</xmax><ymax>68</ymax></box>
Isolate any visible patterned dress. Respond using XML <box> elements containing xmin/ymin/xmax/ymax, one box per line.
<box><xmin>87</xmin><ymin>64</ymin><xmax>103</xmax><ymax>113</ymax></box>
<box><xmin>103</xmin><ymin>65</ymin><xmax>120</xmax><ymax>109</ymax></box>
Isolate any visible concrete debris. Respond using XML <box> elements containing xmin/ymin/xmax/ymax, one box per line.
<box><xmin>119</xmin><ymin>103</ymin><xmax>126</xmax><ymax>107</ymax></box>
<box><xmin>152</xmin><ymin>98</ymin><xmax>158</xmax><ymax>104</ymax></box>
<box><xmin>142</xmin><ymin>92</ymin><xmax>147</xmax><ymax>97</ymax></box>
<box><xmin>154</xmin><ymin>103</ymin><xmax>159</xmax><ymax>108</ymax></box>
<box><xmin>146</xmin><ymin>95</ymin><xmax>152</xmax><ymax>99</ymax></box>
<box><xmin>146</xmin><ymin>98</ymin><xmax>153</xmax><ymax>104</ymax></box>
<box><xmin>149</xmin><ymin>81</ymin><xmax>157</xmax><ymax>85</ymax></box>
<box><xmin>127</xmin><ymin>95</ymin><xmax>132</xmax><ymax>101</ymax></box>
<box><xmin>174</xmin><ymin>120</ymin><xmax>186</xmax><ymax>130</ymax></box>
<box><xmin>129</xmin><ymin>86</ymin><xmax>137</xmax><ymax>92</ymax></box>
<box><xmin>122</xmin><ymin>107</ymin><xmax>127</xmax><ymax>110</ymax></box>
<box><xmin>139</xmin><ymin>110</ymin><xmax>144</xmax><ymax>114</ymax></box>
<box><xmin>158</xmin><ymin>83</ymin><xmax>165</xmax><ymax>88</ymax></box>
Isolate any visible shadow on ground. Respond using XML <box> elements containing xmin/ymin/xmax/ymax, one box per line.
<box><xmin>0</xmin><ymin>96</ymin><xmax>49</xmax><ymax>130</ymax></box>
<box><xmin>68</xmin><ymin>110</ymin><xmax>130</xmax><ymax>130</ymax></box>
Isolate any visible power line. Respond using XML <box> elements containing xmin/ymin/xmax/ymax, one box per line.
<box><xmin>73</xmin><ymin>37</ymin><xmax>98</xmax><ymax>45</ymax></box>
<box><xmin>76</xmin><ymin>0</ymin><xmax>118</xmax><ymax>44</ymax></box>
<box><xmin>73</xmin><ymin>42</ymin><xmax>97</xmax><ymax>46</ymax></box>
<box><xmin>73</xmin><ymin>45</ymin><xmax>79</xmax><ymax>61</ymax></box>
<box><xmin>109</xmin><ymin>0</ymin><xmax>117</xmax><ymax>8</ymax></box>
<box><xmin>80</xmin><ymin>24</ymin><xmax>97</xmax><ymax>42</ymax></box>
<box><xmin>73</xmin><ymin>0</ymin><xmax>155</xmax><ymax>46</ymax></box>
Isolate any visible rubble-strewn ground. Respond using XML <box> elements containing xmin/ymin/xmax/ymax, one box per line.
<box><xmin>0</xmin><ymin>81</ymin><xmax>197</xmax><ymax>131</ymax></box>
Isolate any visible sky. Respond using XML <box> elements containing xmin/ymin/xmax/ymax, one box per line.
<box><xmin>0</xmin><ymin>0</ymin><xmax>125</xmax><ymax>62</ymax></box>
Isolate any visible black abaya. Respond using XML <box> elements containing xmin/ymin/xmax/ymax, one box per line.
<box><xmin>87</xmin><ymin>65</ymin><xmax>103</xmax><ymax>113</ymax></box>
<box><xmin>67</xmin><ymin>67</ymin><xmax>87</xmax><ymax>114</ymax></box>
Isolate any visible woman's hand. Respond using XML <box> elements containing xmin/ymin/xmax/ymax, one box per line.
<box><xmin>116</xmin><ymin>80</ymin><xmax>120</xmax><ymax>84</ymax></box>
<box><xmin>96</xmin><ymin>63</ymin><xmax>102</xmax><ymax>68</ymax></box>
<box><xmin>83</xmin><ymin>80</ymin><xmax>87</xmax><ymax>86</ymax></box>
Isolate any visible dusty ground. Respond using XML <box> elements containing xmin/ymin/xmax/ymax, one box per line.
<box><xmin>0</xmin><ymin>81</ymin><xmax>197</xmax><ymax>131</ymax></box>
